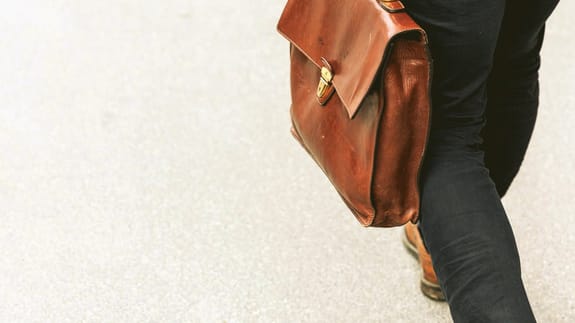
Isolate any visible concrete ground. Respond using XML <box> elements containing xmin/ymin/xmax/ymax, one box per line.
<box><xmin>0</xmin><ymin>1</ymin><xmax>573</xmax><ymax>322</ymax></box>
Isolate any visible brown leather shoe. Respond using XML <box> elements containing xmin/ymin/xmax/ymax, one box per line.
<box><xmin>402</xmin><ymin>222</ymin><xmax>446</xmax><ymax>301</ymax></box>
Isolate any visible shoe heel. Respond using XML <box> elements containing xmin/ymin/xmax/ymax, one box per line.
<box><xmin>420</xmin><ymin>277</ymin><xmax>446</xmax><ymax>301</ymax></box>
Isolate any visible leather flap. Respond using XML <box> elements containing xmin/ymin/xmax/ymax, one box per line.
<box><xmin>277</xmin><ymin>0</ymin><xmax>426</xmax><ymax>118</ymax></box>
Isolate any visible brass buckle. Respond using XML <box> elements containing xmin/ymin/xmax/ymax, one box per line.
<box><xmin>316</xmin><ymin>58</ymin><xmax>335</xmax><ymax>106</ymax></box>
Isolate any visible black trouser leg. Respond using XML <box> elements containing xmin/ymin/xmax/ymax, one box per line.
<box><xmin>401</xmin><ymin>0</ymin><xmax>559</xmax><ymax>321</ymax></box>
<box><xmin>418</xmin><ymin>153</ymin><xmax>535</xmax><ymax>322</ymax></box>
<box><xmin>482</xmin><ymin>0</ymin><xmax>560</xmax><ymax>197</ymax></box>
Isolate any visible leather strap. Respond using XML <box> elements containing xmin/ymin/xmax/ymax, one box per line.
<box><xmin>378</xmin><ymin>0</ymin><xmax>405</xmax><ymax>12</ymax></box>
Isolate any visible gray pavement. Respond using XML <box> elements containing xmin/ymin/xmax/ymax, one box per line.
<box><xmin>0</xmin><ymin>1</ymin><xmax>573</xmax><ymax>322</ymax></box>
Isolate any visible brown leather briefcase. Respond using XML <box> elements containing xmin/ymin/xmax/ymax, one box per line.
<box><xmin>277</xmin><ymin>0</ymin><xmax>433</xmax><ymax>227</ymax></box>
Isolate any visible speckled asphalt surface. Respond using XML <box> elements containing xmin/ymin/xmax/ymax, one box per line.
<box><xmin>0</xmin><ymin>1</ymin><xmax>573</xmax><ymax>322</ymax></box>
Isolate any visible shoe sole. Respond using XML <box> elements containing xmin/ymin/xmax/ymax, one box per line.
<box><xmin>402</xmin><ymin>230</ymin><xmax>447</xmax><ymax>302</ymax></box>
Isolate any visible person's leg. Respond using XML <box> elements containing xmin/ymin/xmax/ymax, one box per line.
<box><xmin>481</xmin><ymin>0</ymin><xmax>560</xmax><ymax>198</ymax></box>
<box><xmin>400</xmin><ymin>0</ymin><xmax>550</xmax><ymax>321</ymax></box>
<box><xmin>417</xmin><ymin>155</ymin><xmax>535</xmax><ymax>322</ymax></box>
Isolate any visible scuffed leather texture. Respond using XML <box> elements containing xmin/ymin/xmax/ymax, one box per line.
<box><xmin>277</xmin><ymin>0</ymin><xmax>432</xmax><ymax>227</ymax></box>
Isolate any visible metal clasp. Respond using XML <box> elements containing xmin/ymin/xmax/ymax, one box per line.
<box><xmin>316</xmin><ymin>58</ymin><xmax>335</xmax><ymax>105</ymax></box>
